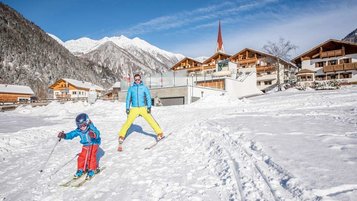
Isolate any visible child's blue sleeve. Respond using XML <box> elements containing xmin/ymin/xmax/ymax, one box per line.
<box><xmin>64</xmin><ymin>129</ymin><xmax>79</xmax><ymax>140</ymax></box>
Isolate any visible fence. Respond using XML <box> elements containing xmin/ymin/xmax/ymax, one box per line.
<box><xmin>120</xmin><ymin>71</ymin><xmax>233</xmax><ymax>90</ymax></box>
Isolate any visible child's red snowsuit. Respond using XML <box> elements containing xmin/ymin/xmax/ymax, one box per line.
<box><xmin>78</xmin><ymin>144</ymin><xmax>98</xmax><ymax>171</ymax></box>
<box><xmin>64</xmin><ymin>123</ymin><xmax>101</xmax><ymax>171</ymax></box>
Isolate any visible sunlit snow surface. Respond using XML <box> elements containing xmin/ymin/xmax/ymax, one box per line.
<box><xmin>0</xmin><ymin>86</ymin><xmax>356</xmax><ymax>200</ymax></box>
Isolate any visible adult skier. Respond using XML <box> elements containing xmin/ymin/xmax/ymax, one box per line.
<box><xmin>117</xmin><ymin>73</ymin><xmax>164</xmax><ymax>151</ymax></box>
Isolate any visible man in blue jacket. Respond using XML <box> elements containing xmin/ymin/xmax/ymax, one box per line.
<box><xmin>117</xmin><ymin>73</ymin><xmax>164</xmax><ymax>151</ymax></box>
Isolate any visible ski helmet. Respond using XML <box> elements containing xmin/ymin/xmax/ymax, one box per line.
<box><xmin>75</xmin><ymin>113</ymin><xmax>90</xmax><ymax>128</ymax></box>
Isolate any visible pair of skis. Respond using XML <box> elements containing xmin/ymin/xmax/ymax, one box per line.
<box><xmin>117</xmin><ymin>132</ymin><xmax>172</xmax><ymax>152</ymax></box>
<box><xmin>60</xmin><ymin>167</ymin><xmax>106</xmax><ymax>187</ymax></box>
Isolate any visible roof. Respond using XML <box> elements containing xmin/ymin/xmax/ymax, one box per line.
<box><xmin>292</xmin><ymin>39</ymin><xmax>357</xmax><ymax>64</ymax></box>
<box><xmin>231</xmin><ymin>48</ymin><xmax>297</xmax><ymax>67</ymax></box>
<box><xmin>63</xmin><ymin>78</ymin><xmax>104</xmax><ymax>91</ymax></box>
<box><xmin>0</xmin><ymin>84</ymin><xmax>35</xmax><ymax>95</ymax></box>
<box><xmin>109</xmin><ymin>82</ymin><xmax>121</xmax><ymax>90</ymax></box>
<box><xmin>49</xmin><ymin>78</ymin><xmax>104</xmax><ymax>91</ymax></box>
<box><xmin>171</xmin><ymin>57</ymin><xmax>202</xmax><ymax>70</ymax></box>
<box><xmin>203</xmin><ymin>52</ymin><xmax>232</xmax><ymax>64</ymax></box>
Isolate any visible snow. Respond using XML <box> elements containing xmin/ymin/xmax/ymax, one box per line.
<box><xmin>0</xmin><ymin>86</ymin><xmax>357</xmax><ymax>200</ymax></box>
<box><xmin>0</xmin><ymin>84</ymin><xmax>34</xmax><ymax>95</ymax></box>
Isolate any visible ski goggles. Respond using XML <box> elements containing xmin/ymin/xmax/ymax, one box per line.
<box><xmin>78</xmin><ymin>122</ymin><xmax>88</xmax><ymax>128</ymax></box>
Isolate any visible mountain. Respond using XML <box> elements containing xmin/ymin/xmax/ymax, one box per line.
<box><xmin>60</xmin><ymin>35</ymin><xmax>184</xmax><ymax>77</ymax></box>
<box><xmin>0</xmin><ymin>3</ymin><xmax>117</xmax><ymax>98</ymax></box>
<box><xmin>342</xmin><ymin>28</ymin><xmax>357</xmax><ymax>43</ymax></box>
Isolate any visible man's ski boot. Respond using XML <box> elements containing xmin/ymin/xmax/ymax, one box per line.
<box><xmin>74</xmin><ymin>169</ymin><xmax>84</xmax><ymax>179</ymax></box>
<box><xmin>157</xmin><ymin>133</ymin><xmax>164</xmax><ymax>141</ymax></box>
<box><xmin>118</xmin><ymin>136</ymin><xmax>124</xmax><ymax>152</ymax></box>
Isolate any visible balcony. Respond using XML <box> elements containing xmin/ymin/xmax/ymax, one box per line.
<box><xmin>344</xmin><ymin>62</ymin><xmax>357</xmax><ymax>70</ymax></box>
<box><xmin>320</xmin><ymin>49</ymin><xmax>343</xmax><ymax>58</ymax></box>
<box><xmin>256</xmin><ymin>66</ymin><xmax>275</xmax><ymax>72</ymax></box>
<box><xmin>323</xmin><ymin>62</ymin><xmax>357</xmax><ymax>72</ymax></box>
<box><xmin>187</xmin><ymin>65</ymin><xmax>215</xmax><ymax>72</ymax></box>
<box><xmin>238</xmin><ymin>58</ymin><xmax>257</xmax><ymax>64</ymax></box>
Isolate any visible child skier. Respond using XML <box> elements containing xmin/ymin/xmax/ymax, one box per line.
<box><xmin>57</xmin><ymin>113</ymin><xmax>101</xmax><ymax>179</ymax></box>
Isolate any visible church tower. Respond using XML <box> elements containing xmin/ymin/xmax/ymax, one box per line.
<box><xmin>216</xmin><ymin>20</ymin><xmax>225</xmax><ymax>53</ymax></box>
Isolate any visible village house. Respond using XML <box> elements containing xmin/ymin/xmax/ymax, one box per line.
<box><xmin>49</xmin><ymin>78</ymin><xmax>104</xmax><ymax>99</ymax></box>
<box><xmin>0</xmin><ymin>84</ymin><xmax>35</xmax><ymax>103</ymax></box>
<box><xmin>292</xmin><ymin>39</ymin><xmax>357</xmax><ymax>86</ymax></box>
<box><xmin>103</xmin><ymin>82</ymin><xmax>121</xmax><ymax>100</ymax></box>
<box><xmin>230</xmin><ymin>48</ymin><xmax>298</xmax><ymax>92</ymax></box>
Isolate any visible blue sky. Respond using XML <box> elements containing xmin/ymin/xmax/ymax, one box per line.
<box><xmin>2</xmin><ymin>0</ymin><xmax>357</xmax><ymax>58</ymax></box>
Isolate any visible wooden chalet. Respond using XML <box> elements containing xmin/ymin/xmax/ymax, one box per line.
<box><xmin>0</xmin><ymin>84</ymin><xmax>35</xmax><ymax>103</ymax></box>
<box><xmin>171</xmin><ymin>57</ymin><xmax>203</xmax><ymax>72</ymax></box>
<box><xmin>292</xmin><ymin>39</ymin><xmax>357</xmax><ymax>84</ymax></box>
<box><xmin>49</xmin><ymin>78</ymin><xmax>104</xmax><ymax>99</ymax></box>
<box><xmin>103</xmin><ymin>82</ymin><xmax>121</xmax><ymax>100</ymax></box>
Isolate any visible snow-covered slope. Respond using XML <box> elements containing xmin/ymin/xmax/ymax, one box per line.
<box><xmin>1</xmin><ymin>86</ymin><xmax>356</xmax><ymax>200</ymax></box>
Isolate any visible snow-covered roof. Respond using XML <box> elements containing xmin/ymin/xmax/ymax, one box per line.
<box><xmin>111</xmin><ymin>82</ymin><xmax>121</xmax><ymax>89</ymax></box>
<box><xmin>0</xmin><ymin>84</ymin><xmax>35</xmax><ymax>95</ymax></box>
<box><xmin>63</xmin><ymin>78</ymin><xmax>104</xmax><ymax>91</ymax></box>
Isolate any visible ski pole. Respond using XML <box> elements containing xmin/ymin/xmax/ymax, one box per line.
<box><xmin>39</xmin><ymin>138</ymin><xmax>61</xmax><ymax>173</ymax></box>
<box><xmin>50</xmin><ymin>153</ymin><xmax>79</xmax><ymax>176</ymax></box>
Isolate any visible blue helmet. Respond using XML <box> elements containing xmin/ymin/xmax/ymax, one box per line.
<box><xmin>75</xmin><ymin>113</ymin><xmax>90</xmax><ymax>128</ymax></box>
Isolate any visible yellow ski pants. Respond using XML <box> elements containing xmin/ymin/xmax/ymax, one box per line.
<box><xmin>118</xmin><ymin>107</ymin><xmax>163</xmax><ymax>138</ymax></box>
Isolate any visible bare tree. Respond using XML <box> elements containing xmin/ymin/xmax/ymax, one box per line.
<box><xmin>263</xmin><ymin>38</ymin><xmax>297</xmax><ymax>91</ymax></box>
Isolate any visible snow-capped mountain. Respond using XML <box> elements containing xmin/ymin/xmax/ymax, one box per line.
<box><xmin>0</xmin><ymin>3</ymin><xmax>116</xmax><ymax>98</ymax></box>
<box><xmin>342</xmin><ymin>28</ymin><xmax>357</xmax><ymax>43</ymax></box>
<box><xmin>60</xmin><ymin>35</ymin><xmax>185</xmax><ymax>76</ymax></box>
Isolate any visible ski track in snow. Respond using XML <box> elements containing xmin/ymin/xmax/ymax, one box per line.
<box><xmin>0</xmin><ymin>86</ymin><xmax>357</xmax><ymax>200</ymax></box>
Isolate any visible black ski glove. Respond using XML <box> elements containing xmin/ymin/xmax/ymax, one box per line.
<box><xmin>126</xmin><ymin>109</ymin><xmax>130</xmax><ymax>115</ymax></box>
<box><xmin>57</xmin><ymin>131</ymin><xmax>66</xmax><ymax>139</ymax></box>
<box><xmin>147</xmin><ymin>107</ymin><xmax>151</xmax><ymax>114</ymax></box>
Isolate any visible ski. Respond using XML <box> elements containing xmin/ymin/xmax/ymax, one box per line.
<box><xmin>72</xmin><ymin>167</ymin><xmax>106</xmax><ymax>187</ymax></box>
<box><xmin>144</xmin><ymin>132</ymin><xmax>172</xmax><ymax>150</ymax></box>
<box><xmin>59</xmin><ymin>172</ymin><xmax>87</xmax><ymax>187</ymax></box>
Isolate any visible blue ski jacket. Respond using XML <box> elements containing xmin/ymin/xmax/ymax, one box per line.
<box><xmin>126</xmin><ymin>81</ymin><xmax>152</xmax><ymax>109</ymax></box>
<box><xmin>64</xmin><ymin>123</ymin><xmax>101</xmax><ymax>146</ymax></box>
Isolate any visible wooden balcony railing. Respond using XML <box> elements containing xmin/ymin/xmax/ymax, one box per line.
<box><xmin>320</xmin><ymin>49</ymin><xmax>343</xmax><ymax>58</ymax></box>
<box><xmin>238</xmin><ymin>58</ymin><xmax>257</xmax><ymax>64</ymax></box>
<box><xmin>256</xmin><ymin>66</ymin><xmax>275</xmax><ymax>72</ymax></box>
<box><xmin>323</xmin><ymin>62</ymin><xmax>357</xmax><ymax>72</ymax></box>
<box><xmin>187</xmin><ymin>65</ymin><xmax>215</xmax><ymax>72</ymax></box>
<box><xmin>344</xmin><ymin>62</ymin><xmax>357</xmax><ymax>70</ymax></box>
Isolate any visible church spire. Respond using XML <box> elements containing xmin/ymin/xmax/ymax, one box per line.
<box><xmin>216</xmin><ymin>20</ymin><xmax>224</xmax><ymax>53</ymax></box>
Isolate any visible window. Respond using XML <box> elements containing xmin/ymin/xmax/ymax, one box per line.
<box><xmin>328</xmin><ymin>60</ymin><xmax>337</xmax><ymax>65</ymax></box>
<box><xmin>340</xmin><ymin>73</ymin><xmax>352</xmax><ymax>78</ymax></box>
<box><xmin>340</xmin><ymin>58</ymin><xmax>351</xmax><ymax>64</ymax></box>
<box><xmin>267</xmin><ymin>72</ymin><xmax>271</xmax><ymax>75</ymax></box>
<box><xmin>72</xmin><ymin>91</ymin><xmax>77</xmax><ymax>95</ymax></box>
<box><xmin>264</xmin><ymin>81</ymin><xmax>272</xmax><ymax>85</ymax></box>
<box><xmin>257</xmin><ymin>81</ymin><xmax>261</xmax><ymax>85</ymax></box>
<box><xmin>315</xmin><ymin>61</ymin><xmax>325</xmax><ymax>67</ymax></box>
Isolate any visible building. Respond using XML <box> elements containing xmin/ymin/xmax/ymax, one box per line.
<box><xmin>230</xmin><ymin>48</ymin><xmax>298</xmax><ymax>92</ymax></box>
<box><xmin>49</xmin><ymin>78</ymin><xmax>104</xmax><ymax>99</ymax></box>
<box><xmin>0</xmin><ymin>84</ymin><xmax>35</xmax><ymax>103</ymax></box>
<box><xmin>103</xmin><ymin>82</ymin><xmax>121</xmax><ymax>100</ymax></box>
<box><xmin>292</xmin><ymin>39</ymin><xmax>357</xmax><ymax>86</ymax></box>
